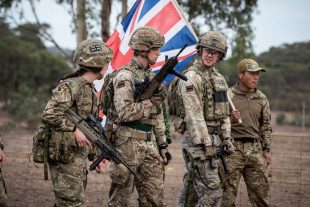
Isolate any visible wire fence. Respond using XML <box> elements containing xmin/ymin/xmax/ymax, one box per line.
<box><xmin>236</xmin><ymin>134</ymin><xmax>310</xmax><ymax>207</ymax></box>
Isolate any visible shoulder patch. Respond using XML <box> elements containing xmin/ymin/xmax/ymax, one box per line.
<box><xmin>186</xmin><ymin>85</ymin><xmax>194</xmax><ymax>92</ymax></box>
<box><xmin>53</xmin><ymin>84</ymin><xmax>72</xmax><ymax>103</ymax></box>
<box><xmin>117</xmin><ymin>80</ymin><xmax>126</xmax><ymax>88</ymax></box>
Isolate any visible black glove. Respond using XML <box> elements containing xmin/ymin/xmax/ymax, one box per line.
<box><xmin>158</xmin><ymin>142</ymin><xmax>172</xmax><ymax>165</ymax></box>
<box><xmin>222</xmin><ymin>138</ymin><xmax>235</xmax><ymax>155</ymax></box>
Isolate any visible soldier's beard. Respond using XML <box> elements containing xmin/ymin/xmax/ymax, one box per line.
<box><xmin>148</xmin><ymin>58</ymin><xmax>156</xmax><ymax>65</ymax></box>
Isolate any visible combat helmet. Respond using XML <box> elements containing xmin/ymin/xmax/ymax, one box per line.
<box><xmin>128</xmin><ymin>26</ymin><xmax>165</xmax><ymax>51</ymax></box>
<box><xmin>73</xmin><ymin>39</ymin><xmax>113</xmax><ymax>68</ymax></box>
<box><xmin>197</xmin><ymin>31</ymin><xmax>228</xmax><ymax>58</ymax></box>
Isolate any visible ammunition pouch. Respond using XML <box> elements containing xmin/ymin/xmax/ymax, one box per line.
<box><xmin>32</xmin><ymin>126</ymin><xmax>51</xmax><ymax>164</ymax></box>
<box><xmin>48</xmin><ymin>131</ymin><xmax>76</xmax><ymax>163</ymax></box>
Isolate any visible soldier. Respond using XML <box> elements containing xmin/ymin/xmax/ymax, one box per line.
<box><xmin>107</xmin><ymin>26</ymin><xmax>170</xmax><ymax>207</ymax></box>
<box><xmin>0</xmin><ymin>135</ymin><xmax>7</xmax><ymax>207</ymax></box>
<box><xmin>171</xmin><ymin>31</ymin><xmax>235</xmax><ymax>206</ymax></box>
<box><xmin>222</xmin><ymin>59</ymin><xmax>272</xmax><ymax>207</ymax></box>
<box><xmin>41</xmin><ymin>39</ymin><xmax>113</xmax><ymax>207</ymax></box>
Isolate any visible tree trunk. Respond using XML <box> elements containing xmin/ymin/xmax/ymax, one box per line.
<box><xmin>121</xmin><ymin>0</ymin><xmax>128</xmax><ymax>20</ymax></box>
<box><xmin>101</xmin><ymin>0</ymin><xmax>111</xmax><ymax>42</ymax></box>
<box><xmin>76</xmin><ymin>0</ymin><xmax>87</xmax><ymax>45</ymax></box>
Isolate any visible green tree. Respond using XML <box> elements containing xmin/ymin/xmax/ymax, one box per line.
<box><xmin>0</xmin><ymin>21</ymin><xmax>71</xmax><ymax>128</ymax></box>
<box><xmin>177</xmin><ymin>0</ymin><xmax>258</xmax><ymax>60</ymax></box>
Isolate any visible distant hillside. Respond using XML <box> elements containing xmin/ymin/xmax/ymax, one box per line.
<box><xmin>47</xmin><ymin>46</ymin><xmax>73</xmax><ymax>57</ymax></box>
<box><xmin>218</xmin><ymin>42</ymin><xmax>310</xmax><ymax>111</ymax></box>
<box><xmin>257</xmin><ymin>42</ymin><xmax>310</xmax><ymax>111</ymax></box>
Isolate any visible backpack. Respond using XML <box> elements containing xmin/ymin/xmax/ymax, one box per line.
<box><xmin>167</xmin><ymin>77</ymin><xmax>185</xmax><ymax>118</ymax></box>
<box><xmin>100</xmin><ymin>67</ymin><xmax>137</xmax><ymax>120</ymax></box>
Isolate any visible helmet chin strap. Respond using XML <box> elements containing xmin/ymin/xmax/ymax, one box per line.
<box><xmin>138</xmin><ymin>50</ymin><xmax>155</xmax><ymax>65</ymax></box>
<box><xmin>97</xmin><ymin>73</ymin><xmax>103</xmax><ymax>80</ymax></box>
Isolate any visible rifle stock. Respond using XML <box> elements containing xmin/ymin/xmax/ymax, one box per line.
<box><xmin>64</xmin><ymin>109</ymin><xmax>140</xmax><ymax>180</ymax></box>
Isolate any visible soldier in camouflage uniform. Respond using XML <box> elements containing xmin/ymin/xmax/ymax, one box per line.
<box><xmin>41</xmin><ymin>39</ymin><xmax>113</xmax><ymax>207</ymax></box>
<box><xmin>107</xmin><ymin>26</ymin><xmax>170</xmax><ymax>207</ymax></box>
<box><xmin>0</xmin><ymin>135</ymin><xmax>7</xmax><ymax>207</ymax></box>
<box><xmin>172</xmin><ymin>31</ymin><xmax>235</xmax><ymax>207</ymax></box>
<box><xmin>222</xmin><ymin>59</ymin><xmax>272</xmax><ymax>207</ymax></box>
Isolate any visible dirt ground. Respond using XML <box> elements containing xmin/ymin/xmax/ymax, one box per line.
<box><xmin>1</xmin><ymin>110</ymin><xmax>310</xmax><ymax>207</ymax></box>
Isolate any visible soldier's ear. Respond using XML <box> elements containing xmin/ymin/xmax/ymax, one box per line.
<box><xmin>238</xmin><ymin>73</ymin><xmax>243</xmax><ymax>79</ymax></box>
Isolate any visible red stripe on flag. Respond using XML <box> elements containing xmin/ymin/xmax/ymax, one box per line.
<box><xmin>106</xmin><ymin>31</ymin><xmax>121</xmax><ymax>60</ymax></box>
<box><xmin>146</xmin><ymin>2</ymin><xmax>181</xmax><ymax>34</ymax></box>
<box><xmin>107</xmin><ymin>31</ymin><xmax>134</xmax><ymax>70</ymax></box>
<box><xmin>151</xmin><ymin>51</ymin><xmax>196</xmax><ymax>68</ymax></box>
<box><xmin>111</xmin><ymin>49</ymin><xmax>133</xmax><ymax>69</ymax></box>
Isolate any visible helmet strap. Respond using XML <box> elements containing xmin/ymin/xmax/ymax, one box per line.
<box><xmin>137</xmin><ymin>50</ymin><xmax>154</xmax><ymax>65</ymax></box>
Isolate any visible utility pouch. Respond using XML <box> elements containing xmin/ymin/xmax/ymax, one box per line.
<box><xmin>32</xmin><ymin>124</ymin><xmax>51</xmax><ymax>164</ymax></box>
<box><xmin>186</xmin><ymin>146</ymin><xmax>207</xmax><ymax>161</ymax></box>
<box><xmin>211</xmin><ymin>75</ymin><xmax>230</xmax><ymax>118</ymax></box>
<box><xmin>59</xmin><ymin>132</ymin><xmax>76</xmax><ymax>163</ymax></box>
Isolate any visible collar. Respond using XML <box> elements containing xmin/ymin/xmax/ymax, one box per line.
<box><xmin>193</xmin><ymin>58</ymin><xmax>217</xmax><ymax>74</ymax></box>
<box><xmin>131</xmin><ymin>56</ymin><xmax>150</xmax><ymax>71</ymax></box>
<box><xmin>232</xmin><ymin>83</ymin><xmax>257</xmax><ymax>96</ymax></box>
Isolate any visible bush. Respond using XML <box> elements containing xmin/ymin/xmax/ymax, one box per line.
<box><xmin>276</xmin><ymin>113</ymin><xmax>286</xmax><ymax>125</ymax></box>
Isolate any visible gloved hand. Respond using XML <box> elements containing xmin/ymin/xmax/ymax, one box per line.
<box><xmin>158</xmin><ymin>142</ymin><xmax>172</xmax><ymax>165</ymax></box>
<box><xmin>204</xmin><ymin>145</ymin><xmax>216</xmax><ymax>159</ymax></box>
<box><xmin>195</xmin><ymin>144</ymin><xmax>215</xmax><ymax>160</ymax></box>
<box><xmin>222</xmin><ymin>138</ymin><xmax>235</xmax><ymax>155</ymax></box>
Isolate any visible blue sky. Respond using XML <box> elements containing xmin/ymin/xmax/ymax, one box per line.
<box><xmin>13</xmin><ymin>0</ymin><xmax>310</xmax><ymax>55</ymax></box>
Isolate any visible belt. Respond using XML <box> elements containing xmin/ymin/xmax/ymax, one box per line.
<box><xmin>234</xmin><ymin>137</ymin><xmax>257</xmax><ymax>143</ymax></box>
<box><xmin>121</xmin><ymin>122</ymin><xmax>153</xmax><ymax>132</ymax></box>
<box><xmin>117</xmin><ymin>125</ymin><xmax>153</xmax><ymax>142</ymax></box>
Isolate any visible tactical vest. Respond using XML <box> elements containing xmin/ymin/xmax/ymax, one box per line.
<box><xmin>33</xmin><ymin>77</ymin><xmax>97</xmax><ymax>164</ymax></box>
<box><xmin>168</xmin><ymin>66</ymin><xmax>230</xmax><ymax>121</ymax></box>
<box><xmin>100</xmin><ymin>65</ymin><xmax>148</xmax><ymax>122</ymax></box>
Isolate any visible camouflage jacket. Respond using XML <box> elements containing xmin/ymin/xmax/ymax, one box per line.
<box><xmin>112</xmin><ymin>57</ymin><xmax>167</xmax><ymax>145</ymax></box>
<box><xmin>228</xmin><ymin>84</ymin><xmax>272</xmax><ymax>150</ymax></box>
<box><xmin>42</xmin><ymin>76</ymin><xmax>98</xmax><ymax>140</ymax></box>
<box><xmin>177</xmin><ymin>59</ymin><xmax>231</xmax><ymax>146</ymax></box>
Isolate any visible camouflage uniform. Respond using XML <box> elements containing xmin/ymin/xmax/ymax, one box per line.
<box><xmin>0</xmin><ymin>138</ymin><xmax>7</xmax><ymax>206</ymax></box>
<box><xmin>222</xmin><ymin>59</ymin><xmax>272</xmax><ymax>207</ymax></box>
<box><xmin>107</xmin><ymin>27</ymin><xmax>167</xmax><ymax>207</ymax></box>
<box><xmin>41</xmin><ymin>39</ymin><xmax>112</xmax><ymax>207</ymax></box>
<box><xmin>172</xmin><ymin>31</ymin><xmax>233</xmax><ymax>207</ymax></box>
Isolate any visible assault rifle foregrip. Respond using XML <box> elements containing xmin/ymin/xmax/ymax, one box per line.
<box><xmin>65</xmin><ymin>109</ymin><xmax>140</xmax><ymax>180</ymax></box>
<box><xmin>134</xmin><ymin>44</ymin><xmax>188</xmax><ymax>102</ymax></box>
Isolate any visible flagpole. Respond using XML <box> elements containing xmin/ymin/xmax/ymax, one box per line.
<box><xmin>171</xmin><ymin>0</ymin><xmax>198</xmax><ymax>41</ymax></box>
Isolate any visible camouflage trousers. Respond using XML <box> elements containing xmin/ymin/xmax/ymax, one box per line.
<box><xmin>0</xmin><ymin>169</ymin><xmax>7</xmax><ymax>207</ymax></box>
<box><xmin>49</xmin><ymin>147</ymin><xmax>88</xmax><ymax>207</ymax></box>
<box><xmin>222</xmin><ymin>140</ymin><xmax>269</xmax><ymax>207</ymax></box>
<box><xmin>108</xmin><ymin>130</ymin><xmax>166</xmax><ymax>207</ymax></box>
<box><xmin>177</xmin><ymin>135</ymin><xmax>222</xmax><ymax>207</ymax></box>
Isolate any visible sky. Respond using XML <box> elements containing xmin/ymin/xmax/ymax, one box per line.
<box><xmin>12</xmin><ymin>0</ymin><xmax>310</xmax><ymax>55</ymax></box>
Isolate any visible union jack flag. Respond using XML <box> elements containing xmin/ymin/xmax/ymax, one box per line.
<box><xmin>94</xmin><ymin>0</ymin><xmax>198</xmax><ymax>91</ymax></box>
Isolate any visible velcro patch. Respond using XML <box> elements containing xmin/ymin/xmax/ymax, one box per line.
<box><xmin>117</xmin><ymin>80</ymin><xmax>125</xmax><ymax>88</ymax></box>
<box><xmin>186</xmin><ymin>85</ymin><xmax>194</xmax><ymax>92</ymax></box>
<box><xmin>89</xmin><ymin>44</ymin><xmax>102</xmax><ymax>52</ymax></box>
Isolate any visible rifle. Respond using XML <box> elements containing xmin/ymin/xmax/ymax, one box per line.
<box><xmin>134</xmin><ymin>44</ymin><xmax>188</xmax><ymax>102</ymax></box>
<box><xmin>64</xmin><ymin>109</ymin><xmax>140</xmax><ymax>180</ymax></box>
